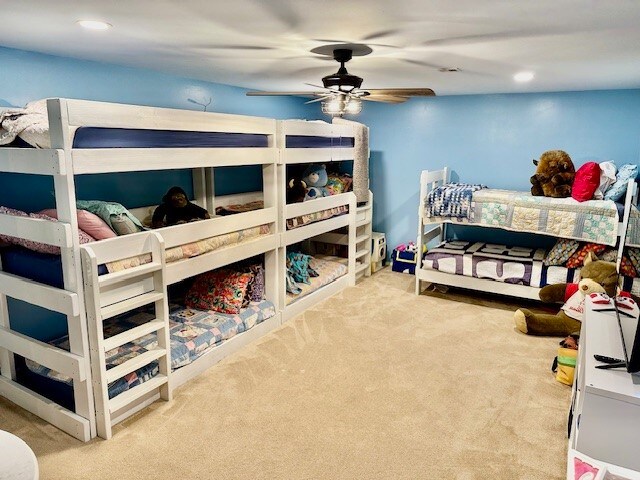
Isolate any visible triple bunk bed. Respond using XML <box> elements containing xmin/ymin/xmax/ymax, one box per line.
<box><xmin>415</xmin><ymin>168</ymin><xmax>640</xmax><ymax>300</ymax></box>
<box><xmin>0</xmin><ymin>99</ymin><xmax>370</xmax><ymax>441</ymax></box>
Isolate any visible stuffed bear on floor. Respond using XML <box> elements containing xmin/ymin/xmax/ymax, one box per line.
<box><xmin>530</xmin><ymin>150</ymin><xmax>575</xmax><ymax>198</ymax></box>
<box><xmin>514</xmin><ymin>252</ymin><xmax>618</xmax><ymax>336</ymax></box>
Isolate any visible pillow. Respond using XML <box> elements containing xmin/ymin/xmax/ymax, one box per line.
<box><xmin>628</xmin><ymin>247</ymin><xmax>640</xmax><ymax>273</ymax></box>
<box><xmin>39</xmin><ymin>209</ymin><xmax>116</xmax><ymax>240</ymax></box>
<box><xmin>543</xmin><ymin>239</ymin><xmax>580</xmax><ymax>266</ymax></box>
<box><xmin>0</xmin><ymin>206</ymin><xmax>93</xmax><ymax>254</ymax></box>
<box><xmin>110</xmin><ymin>214</ymin><xmax>141</xmax><ymax>236</ymax></box>
<box><xmin>571</xmin><ymin>162</ymin><xmax>601</xmax><ymax>202</ymax></box>
<box><xmin>566</xmin><ymin>243</ymin><xmax>607</xmax><ymax>268</ymax></box>
<box><xmin>244</xmin><ymin>264</ymin><xmax>265</xmax><ymax>303</ymax></box>
<box><xmin>185</xmin><ymin>269</ymin><xmax>253</xmax><ymax>314</ymax></box>
<box><xmin>593</xmin><ymin>161</ymin><xmax>617</xmax><ymax>200</ymax></box>
<box><xmin>620</xmin><ymin>256</ymin><xmax>637</xmax><ymax>278</ymax></box>
<box><xmin>604</xmin><ymin>163</ymin><xmax>639</xmax><ymax>202</ymax></box>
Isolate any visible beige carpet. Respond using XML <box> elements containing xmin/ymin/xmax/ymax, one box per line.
<box><xmin>0</xmin><ymin>269</ymin><xmax>570</xmax><ymax>479</ymax></box>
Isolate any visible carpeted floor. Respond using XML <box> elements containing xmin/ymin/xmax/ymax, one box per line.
<box><xmin>0</xmin><ymin>269</ymin><xmax>570</xmax><ymax>479</ymax></box>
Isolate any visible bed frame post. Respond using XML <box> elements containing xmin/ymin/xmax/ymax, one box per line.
<box><xmin>48</xmin><ymin>98</ymin><xmax>96</xmax><ymax>439</ymax></box>
<box><xmin>415</xmin><ymin>170</ymin><xmax>428</xmax><ymax>296</ymax></box>
<box><xmin>0</xmin><ymin>258</ymin><xmax>16</xmax><ymax>381</ymax></box>
<box><xmin>617</xmin><ymin>179</ymin><xmax>638</xmax><ymax>270</ymax></box>
<box><xmin>205</xmin><ymin>168</ymin><xmax>215</xmax><ymax>214</ymax></box>
<box><xmin>193</xmin><ymin>168</ymin><xmax>208</xmax><ymax>211</ymax></box>
<box><xmin>348</xmin><ymin>195</ymin><xmax>357</xmax><ymax>286</ymax></box>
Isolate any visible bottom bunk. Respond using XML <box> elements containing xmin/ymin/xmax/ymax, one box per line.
<box><xmin>286</xmin><ymin>254</ymin><xmax>348</xmax><ymax>305</ymax></box>
<box><xmin>417</xmin><ymin>240</ymin><xmax>640</xmax><ymax>299</ymax></box>
<box><xmin>23</xmin><ymin>300</ymin><xmax>276</xmax><ymax>400</ymax></box>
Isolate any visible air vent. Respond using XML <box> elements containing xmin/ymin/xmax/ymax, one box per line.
<box><xmin>438</xmin><ymin>67</ymin><xmax>461</xmax><ymax>73</ymax></box>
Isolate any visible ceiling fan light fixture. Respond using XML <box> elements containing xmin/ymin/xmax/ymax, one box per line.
<box><xmin>321</xmin><ymin>96</ymin><xmax>345</xmax><ymax>116</ymax></box>
<box><xmin>344</xmin><ymin>98</ymin><xmax>362</xmax><ymax>115</ymax></box>
<box><xmin>514</xmin><ymin>71</ymin><xmax>535</xmax><ymax>83</ymax></box>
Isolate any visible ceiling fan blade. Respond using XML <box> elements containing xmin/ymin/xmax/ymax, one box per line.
<box><xmin>304</xmin><ymin>95</ymin><xmax>336</xmax><ymax>104</ymax></box>
<box><xmin>304</xmin><ymin>82</ymin><xmax>337</xmax><ymax>92</ymax></box>
<box><xmin>361</xmin><ymin>95</ymin><xmax>409</xmax><ymax>104</ymax></box>
<box><xmin>366</xmin><ymin>88</ymin><xmax>436</xmax><ymax>97</ymax></box>
<box><xmin>246</xmin><ymin>91</ymin><xmax>320</xmax><ymax>98</ymax></box>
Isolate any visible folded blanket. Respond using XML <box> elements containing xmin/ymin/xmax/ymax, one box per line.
<box><xmin>425</xmin><ymin>183</ymin><xmax>487</xmax><ymax>219</ymax></box>
<box><xmin>77</xmin><ymin>200</ymin><xmax>145</xmax><ymax>234</ymax></box>
<box><xmin>0</xmin><ymin>99</ymin><xmax>50</xmax><ymax>148</ymax></box>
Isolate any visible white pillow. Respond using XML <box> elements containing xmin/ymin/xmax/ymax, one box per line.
<box><xmin>593</xmin><ymin>161</ymin><xmax>617</xmax><ymax>200</ymax></box>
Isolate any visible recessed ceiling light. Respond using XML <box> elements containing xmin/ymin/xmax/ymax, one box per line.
<box><xmin>76</xmin><ymin>20</ymin><xmax>112</xmax><ymax>30</ymax></box>
<box><xmin>514</xmin><ymin>71</ymin><xmax>535</xmax><ymax>82</ymax></box>
<box><xmin>438</xmin><ymin>67</ymin><xmax>461</xmax><ymax>73</ymax></box>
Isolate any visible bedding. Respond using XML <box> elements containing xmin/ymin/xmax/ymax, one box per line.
<box><xmin>286</xmin><ymin>205</ymin><xmax>349</xmax><ymax>230</ymax></box>
<box><xmin>25</xmin><ymin>300</ymin><xmax>276</xmax><ymax>399</ymax></box>
<box><xmin>421</xmin><ymin>240</ymin><xmax>640</xmax><ymax>293</ymax></box>
<box><xmin>426</xmin><ymin>183</ymin><xmax>487</xmax><ymax>219</ymax></box>
<box><xmin>105</xmin><ymin>224</ymin><xmax>270</xmax><ymax>273</ymax></box>
<box><xmin>185</xmin><ymin>269</ymin><xmax>253</xmax><ymax>314</ymax></box>
<box><xmin>215</xmin><ymin>200</ymin><xmax>263</xmax><ymax>216</ymax></box>
<box><xmin>424</xmin><ymin>188</ymin><xmax>634</xmax><ymax>246</ymax></box>
<box><xmin>286</xmin><ymin>255</ymin><xmax>348</xmax><ymax>305</ymax></box>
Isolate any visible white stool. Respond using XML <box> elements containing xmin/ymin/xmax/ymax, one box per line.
<box><xmin>0</xmin><ymin>431</ymin><xmax>38</xmax><ymax>480</ymax></box>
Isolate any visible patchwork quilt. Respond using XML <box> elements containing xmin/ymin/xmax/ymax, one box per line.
<box><xmin>286</xmin><ymin>206</ymin><xmax>349</xmax><ymax>230</ymax></box>
<box><xmin>424</xmin><ymin>188</ymin><xmax>630</xmax><ymax>246</ymax></box>
<box><xmin>26</xmin><ymin>300</ymin><xmax>276</xmax><ymax>399</ymax></box>
<box><xmin>426</xmin><ymin>183</ymin><xmax>487</xmax><ymax>219</ymax></box>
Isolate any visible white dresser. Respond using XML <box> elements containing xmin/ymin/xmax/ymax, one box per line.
<box><xmin>568</xmin><ymin>297</ymin><xmax>640</xmax><ymax>478</ymax></box>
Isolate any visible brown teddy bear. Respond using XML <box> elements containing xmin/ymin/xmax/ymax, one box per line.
<box><xmin>514</xmin><ymin>252</ymin><xmax>617</xmax><ymax>336</ymax></box>
<box><xmin>530</xmin><ymin>150</ymin><xmax>575</xmax><ymax>198</ymax></box>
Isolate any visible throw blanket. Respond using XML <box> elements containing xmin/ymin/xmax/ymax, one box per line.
<box><xmin>333</xmin><ymin>117</ymin><xmax>369</xmax><ymax>203</ymax></box>
<box><xmin>77</xmin><ymin>200</ymin><xmax>145</xmax><ymax>232</ymax></box>
<box><xmin>426</xmin><ymin>183</ymin><xmax>487</xmax><ymax>219</ymax></box>
<box><xmin>285</xmin><ymin>252</ymin><xmax>318</xmax><ymax>295</ymax></box>
<box><xmin>0</xmin><ymin>99</ymin><xmax>51</xmax><ymax>148</ymax></box>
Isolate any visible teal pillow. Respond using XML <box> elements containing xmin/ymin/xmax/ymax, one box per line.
<box><xmin>604</xmin><ymin>164</ymin><xmax>638</xmax><ymax>202</ymax></box>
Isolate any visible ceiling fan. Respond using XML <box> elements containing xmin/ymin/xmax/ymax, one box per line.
<box><xmin>246</xmin><ymin>44</ymin><xmax>435</xmax><ymax>116</ymax></box>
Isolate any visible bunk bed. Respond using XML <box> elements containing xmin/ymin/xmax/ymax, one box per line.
<box><xmin>277</xmin><ymin>120</ymin><xmax>371</xmax><ymax>322</ymax></box>
<box><xmin>0</xmin><ymin>99</ymin><xmax>281</xmax><ymax>440</ymax></box>
<box><xmin>415</xmin><ymin>168</ymin><xmax>640</xmax><ymax>300</ymax></box>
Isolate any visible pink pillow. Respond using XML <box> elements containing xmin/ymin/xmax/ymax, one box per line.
<box><xmin>571</xmin><ymin>162</ymin><xmax>601</xmax><ymax>202</ymax></box>
<box><xmin>39</xmin><ymin>209</ymin><xmax>116</xmax><ymax>240</ymax></box>
<box><xmin>0</xmin><ymin>206</ymin><xmax>94</xmax><ymax>254</ymax></box>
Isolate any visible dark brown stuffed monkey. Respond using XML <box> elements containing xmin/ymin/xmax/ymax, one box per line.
<box><xmin>152</xmin><ymin>186</ymin><xmax>210</xmax><ymax>228</ymax></box>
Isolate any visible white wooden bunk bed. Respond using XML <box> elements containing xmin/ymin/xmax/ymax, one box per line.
<box><xmin>415</xmin><ymin>168</ymin><xmax>640</xmax><ymax>300</ymax></box>
<box><xmin>277</xmin><ymin>120</ymin><xmax>371</xmax><ymax>322</ymax></box>
<box><xmin>0</xmin><ymin>99</ymin><xmax>281</xmax><ymax>440</ymax></box>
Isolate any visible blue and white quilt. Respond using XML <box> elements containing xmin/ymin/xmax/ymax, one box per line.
<box><xmin>425</xmin><ymin>183</ymin><xmax>487</xmax><ymax>219</ymax></box>
<box><xmin>26</xmin><ymin>300</ymin><xmax>276</xmax><ymax>399</ymax></box>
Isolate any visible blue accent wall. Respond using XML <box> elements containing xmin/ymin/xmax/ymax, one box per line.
<box><xmin>359</xmin><ymin>89</ymin><xmax>640</xmax><ymax>254</ymax></box>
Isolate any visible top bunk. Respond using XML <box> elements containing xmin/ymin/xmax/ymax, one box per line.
<box><xmin>420</xmin><ymin>168</ymin><xmax>640</xmax><ymax>247</ymax></box>
<box><xmin>0</xmin><ymin>99</ymin><xmax>278</xmax><ymax>176</ymax></box>
<box><xmin>278</xmin><ymin>119</ymin><xmax>355</xmax><ymax>164</ymax></box>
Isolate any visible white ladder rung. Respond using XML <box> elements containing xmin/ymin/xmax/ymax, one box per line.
<box><xmin>356</xmin><ymin>219</ymin><xmax>369</xmax><ymax>227</ymax></box>
<box><xmin>109</xmin><ymin>374</ymin><xmax>168</xmax><ymax>413</ymax></box>
<box><xmin>98</xmin><ymin>262</ymin><xmax>162</xmax><ymax>288</ymax></box>
<box><xmin>355</xmin><ymin>234</ymin><xmax>369</xmax><ymax>244</ymax></box>
<box><xmin>356</xmin><ymin>204</ymin><xmax>371</xmax><ymax>212</ymax></box>
<box><xmin>355</xmin><ymin>262</ymin><xmax>369</xmax><ymax>274</ymax></box>
<box><xmin>355</xmin><ymin>249</ymin><xmax>369</xmax><ymax>259</ymax></box>
<box><xmin>102</xmin><ymin>319</ymin><xmax>165</xmax><ymax>352</ymax></box>
<box><xmin>101</xmin><ymin>291</ymin><xmax>164</xmax><ymax>320</ymax></box>
<box><xmin>105</xmin><ymin>347</ymin><xmax>166</xmax><ymax>384</ymax></box>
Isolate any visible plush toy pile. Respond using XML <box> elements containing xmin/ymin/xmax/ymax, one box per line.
<box><xmin>529</xmin><ymin>150</ymin><xmax>638</xmax><ymax>203</ymax></box>
<box><xmin>286</xmin><ymin>164</ymin><xmax>353</xmax><ymax>203</ymax></box>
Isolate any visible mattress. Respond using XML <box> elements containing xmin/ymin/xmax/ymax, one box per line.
<box><xmin>25</xmin><ymin>300</ymin><xmax>276</xmax><ymax>399</ymax></box>
<box><xmin>423</xmin><ymin>188</ymin><xmax>633</xmax><ymax>247</ymax></box>
<box><xmin>285</xmin><ymin>135</ymin><xmax>354</xmax><ymax>148</ymax></box>
<box><xmin>286</xmin><ymin>205</ymin><xmax>349</xmax><ymax>230</ymax></box>
<box><xmin>72</xmin><ymin>128</ymin><xmax>269</xmax><ymax>149</ymax></box>
<box><xmin>421</xmin><ymin>240</ymin><xmax>640</xmax><ymax>294</ymax></box>
<box><xmin>286</xmin><ymin>255</ymin><xmax>348</xmax><ymax>305</ymax></box>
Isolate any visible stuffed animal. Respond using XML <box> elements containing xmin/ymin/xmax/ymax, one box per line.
<box><xmin>286</xmin><ymin>178</ymin><xmax>307</xmax><ymax>204</ymax></box>
<box><xmin>530</xmin><ymin>150</ymin><xmax>575</xmax><ymax>198</ymax></box>
<box><xmin>152</xmin><ymin>186</ymin><xmax>210</xmax><ymax>228</ymax></box>
<box><xmin>514</xmin><ymin>252</ymin><xmax>618</xmax><ymax>336</ymax></box>
<box><xmin>302</xmin><ymin>164</ymin><xmax>329</xmax><ymax>200</ymax></box>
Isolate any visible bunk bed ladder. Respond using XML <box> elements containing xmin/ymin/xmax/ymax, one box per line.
<box><xmin>81</xmin><ymin>232</ymin><xmax>172</xmax><ymax>439</ymax></box>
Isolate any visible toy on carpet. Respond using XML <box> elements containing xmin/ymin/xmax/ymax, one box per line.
<box><xmin>152</xmin><ymin>186</ymin><xmax>210</xmax><ymax>228</ymax></box>
<box><xmin>514</xmin><ymin>252</ymin><xmax>620</xmax><ymax>336</ymax></box>
<box><xmin>302</xmin><ymin>164</ymin><xmax>329</xmax><ymax>200</ymax></box>
<box><xmin>530</xmin><ymin>150</ymin><xmax>575</xmax><ymax>198</ymax></box>
<box><xmin>286</xmin><ymin>178</ymin><xmax>307</xmax><ymax>204</ymax></box>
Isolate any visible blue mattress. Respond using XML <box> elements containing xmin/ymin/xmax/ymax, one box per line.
<box><xmin>285</xmin><ymin>135</ymin><xmax>354</xmax><ymax>148</ymax></box>
<box><xmin>0</xmin><ymin>246</ymin><xmax>108</xmax><ymax>289</ymax></box>
<box><xmin>72</xmin><ymin>127</ymin><xmax>269</xmax><ymax>149</ymax></box>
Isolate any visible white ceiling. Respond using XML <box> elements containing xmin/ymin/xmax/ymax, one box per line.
<box><xmin>2</xmin><ymin>0</ymin><xmax>640</xmax><ymax>96</ymax></box>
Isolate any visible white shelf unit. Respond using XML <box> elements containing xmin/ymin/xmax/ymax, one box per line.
<box><xmin>415</xmin><ymin>167</ymin><xmax>639</xmax><ymax>300</ymax></box>
<box><xmin>277</xmin><ymin>120</ymin><xmax>365</xmax><ymax>322</ymax></box>
<box><xmin>0</xmin><ymin>99</ymin><xmax>282</xmax><ymax>440</ymax></box>
<box><xmin>568</xmin><ymin>297</ymin><xmax>640</xmax><ymax>476</ymax></box>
